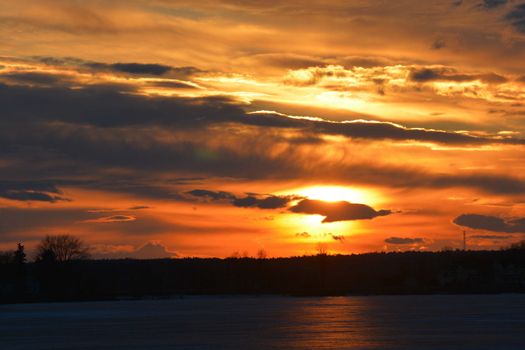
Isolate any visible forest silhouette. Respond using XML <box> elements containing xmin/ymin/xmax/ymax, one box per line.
<box><xmin>1</xmin><ymin>235</ymin><xmax>525</xmax><ymax>304</ymax></box>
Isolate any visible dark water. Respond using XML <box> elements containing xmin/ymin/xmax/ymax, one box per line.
<box><xmin>1</xmin><ymin>295</ymin><xmax>525</xmax><ymax>349</ymax></box>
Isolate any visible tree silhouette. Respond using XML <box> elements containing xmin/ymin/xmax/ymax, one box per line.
<box><xmin>508</xmin><ymin>240</ymin><xmax>525</xmax><ymax>251</ymax></box>
<box><xmin>256</xmin><ymin>249</ymin><xmax>267</xmax><ymax>259</ymax></box>
<box><xmin>0</xmin><ymin>250</ymin><xmax>13</xmax><ymax>264</ymax></box>
<box><xmin>13</xmin><ymin>243</ymin><xmax>26</xmax><ymax>264</ymax></box>
<box><xmin>35</xmin><ymin>235</ymin><xmax>90</xmax><ymax>262</ymax></box>
<box><xmin>316</xmin><ymin>242</ymin><xmax>328</xmax><ymax>256</ymax></box>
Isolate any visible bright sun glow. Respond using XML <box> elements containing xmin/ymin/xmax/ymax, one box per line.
<box><xmin>295</xmin><ymin>185</ymin><xmax>375</xmax><ymax>204</ymax></box>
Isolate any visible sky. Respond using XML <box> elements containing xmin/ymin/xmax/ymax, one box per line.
<box><xmin>2</xmin><ymin>0</ymin><xmax>525</xmax><ymax>258</ymax></box>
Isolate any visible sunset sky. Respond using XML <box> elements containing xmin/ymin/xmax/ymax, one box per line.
<box><xmin>3</xmin><ymin>0</ymin><xmax>525</xmax><ymax>258</ymax></box>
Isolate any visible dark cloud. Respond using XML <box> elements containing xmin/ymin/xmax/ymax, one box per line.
<box><xmin>330</xmin><ymin>234</ymin><xmax>345</xmax><ymax>241</ymax></box>
<box><xmin>482</xmin><ymin>0</ymin><xmax>507</xmax><ymax>9</ymax></box>
<box><xmin>32</xmin><ymin>56</ymin><xmax>203</xmax><ymax>78</ymax></box>
<box><xmin>0</xmin><ymin>72</ymin><xmax>72</xmax><ymax>86</ymax></box>
<box><xmin>409</xmin><ymin>68</ymin><xmax>507</xmax><ymax>84</ymax></box>
<box><xmin>432</xmin><ymin>38</ymin><xmax>446</xmax><ymax>50</ymax></box>
<box><xmin>0</xmin><ymin>181</ymin><xmax>67</xmax><ymax>202</ymax></box>
<box><xmin>104</xmin><ymin>63</ymin><xmax>172</xmax><ymax>76</ymax></box>
<box><xmin>453</xmin><ymin>214</ymin><xmax>525</xmax><ymax>233</ymax></box>
<box><xmin>128</xmin><ymin>205</ymin><xmax>150</xmax><ymax>210</ymax></box>
<box><xmin>505</xmin><ymin>4</ymin><xmax>525</xmax><ymax>34</ymax></box>
<box><xmin>477</xmin><ymin>73</ymin><xmax>509</xmax><ymax>84</ymax></box>
<box><xmin>289</xmin><ymin>199</ymin><xmax>391</xmax><ymax>223</ymax></box>
<box><xmin>233</xmin><ymin>195</ymin><xmax>294</xmax><ymax>209</ymax></box>
<box><xmin>428</xmin><ymin>173</ymin><xmax>525</xmax><ymax>194</ymax></box>
<box><xmin>470</xmin><ymin>235</ymin><xmax>512</xmax><ymax>240</ymax></box>
<box><xmin>0</xmin><ymin>83</ymin><xmax>244</xmax><ymax>128</ymax></box>
<box><xmin>187</xmin><ymin>189</ymin><xmax>298</xmax><ymax>209</ymax></box>
<box><xmin>31</xmin><ymin>56</ymin><xmax>87</xmax><ymax>67</ymax></box>
<box><xmin>295</xmin><ymin>232</ymin><xmax>311</xmax><ymax>238</ymax></box>
<box><xmin>187</xmin><ymin>189</ymin><xmax>236</xmax><ymax>201</ymax></box>
<box><xmin>245</xmin><ymin>111</ymin><xmax>520</xmax><ymax>146</ymax></box>
<box><xmin>410</xmin><ymin>68</ymin><xmax>443</xmax><ymax>82</ymax></box>
<box><xmin>168</xmin><ymin>177</ymin><xmax>207</xmax><ymax>185</ymax></box>
<box><xmin>3</xmin><ymin>83</ymin><xmax>525</xmax><ymax>197</ymax></box>
<box><xmin>385</xmin><ymin>237</ymin><xmax>425</xmax><ymax>245</ymax></box>
<box><xmin>4</xmin><ymin>122</ymin><xmax>525</xmax><ymax>196</ymax></box>
<box><xmin>85</xmin><ymin>215</ymin><xmax>137</xmax><ymax>223</ymax></box>
<box><xmin>97</xmin><ymin>63</ymin><xmax>201</xmax><ymax>78</ymax></box>
<box><xmin>0</xmin><ymin>82</ymin><xmax>521</xmax><ymax>149</ymax></box>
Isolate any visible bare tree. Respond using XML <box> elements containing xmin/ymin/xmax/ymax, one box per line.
<box><xmin>508</xmin><ymin>240</ymin><xmax>525</xmax><ymax>251</ymax></box>
<box><xmin>36</xmin><ymin>235</ymin><xmax>91</xmax><ymax>262</ymax></box>
<box><xmin>316</xmin><ymin>242</ymin><xmax>328</xmax><ymax>256</ymax></box>
<box><xmin>229</xmin><ymin>251</ymin><xmax>241</xmax><ymax>259</ymax></box>
<box><xmin>256</xmin><ymin>249</ymin><xmax>267</xmax><ymax>259</ymax></box>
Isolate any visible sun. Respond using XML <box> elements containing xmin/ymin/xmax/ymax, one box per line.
<box><xmin>294</xmin><ymin>185</ymin><xmax>376</xmax><ymax>204</ymax></box>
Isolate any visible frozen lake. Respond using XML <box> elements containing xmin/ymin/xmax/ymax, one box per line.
<box><xmin>1</xmin><ymin>295</ymin><xmax>525</xmax><ymax>349</ymax></box>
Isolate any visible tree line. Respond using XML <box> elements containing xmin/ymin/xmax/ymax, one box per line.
<box><xmin>1</xmin><ymin>235</ymin><xmax>525</xmax><ymax>304</ymax></box>
<box><xmin>0</xmin><ymin>234</ymin><xmax>90</xmax><ymax>264</ymax></box>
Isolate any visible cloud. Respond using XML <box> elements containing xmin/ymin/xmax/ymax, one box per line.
<box><xmin>98</xmin><ymin>63</ymin><xmax>172</xmax><ymax>76</ymax></box>
<box><xmin>232</xmin><ymin>195</ymin><xmax>293</xmax><ymax>209</ymax></box>
<box><xmin>128</xmin><ymin>205</ymin><xmax>150</xmax><ymax>210</ymax></box>
<box><xmin>294</xmin><ymin>231</ymin><xmax>344</xmax><ymax>241</ymax></box>
<box><xmin>482</xmin><ymin>0</ymin><xmax>507</xmax><ymax>9</ymax></box>
<box><xmin>470</xmin><ymin>235</ymin><xmax>512</xmax><ymax>240</ymax></box>
<box><xmin>330</xmin><ymin>234</ymin><xmax>345</xmax><ymax>241</ymax></box>
<box><xmin>0</xmin><ymin>181</ymin><xmax>68</xmax><ymax>202</ymax></box>
<box><xmin>187</xmin><ymin>189</ymin><xmax>298</xmax><ymax>209</ymax></box>
<box><xmin>186</xmin><ymin>189</ymin><xmax>235</xmax><ymax>201</ymax></box>
<box><xmin>505</xmin><ymin>4</ymin><xmax>525</xmax><ymax>34</ymax></box>
<box><xmin>453</xmin><ymin>214</ymin><xmax>525</xmax><ymax>233</ymax></box>
<box><xmin>84</xmin><ymin>215</ymin><xmax>137</xmax><ymax>223</ymax></box>
<box><xmin>295</xmin><ymin>232</ymin><xmax>311</xmax><ymax>238</ymax></box>
<box><xmin>4</xmin><ymin>118</ymin><xmax>525</xmax><ymax>196</ymax></box>
<box><xmin>0</xmin><ymin>71</ymin><xmax>72</xmax><ymax>86</ymax></box>
<box><xmin>147</xmin><ymin>80</ymin><xmax>199</xmax><ymax>89</ymax></box>
<box><xmin>0</xmin><ymin>83</ymin><xmax>245</xmax><ymax>128</ymax></box>
<box><xmin>284</xmin><ymin>64</ymin><xmax>510</xmax><ymax>89</ymax></box>
<box><xmin>3</xmin><ymin>81</ymin><xmax>525</xmax><ymax>199</ymax></box>
<box><xmin>385</xmin><ymin>237</ymin><xmax>425</xmax><ymax>245</ymax></box>
<box><xmin>432</xmin><ymin>38</ymin><xmax>446</xmax><ymax>50</ymax></box>
<box><xmin>127</xmin><ymin>242</ymin><xmax>177</xmax><ymax>259</ymax></box>
<box><xmin>32</xmin><ymin>56</ymin><xmax>203</xmax><ymax>78</ymax></box>
<box><xmin>95</xmin><ymin>241</ymin><xmax>177</xmax><ymax>259</ymax></box>
<box><xmin>246</xmin><ymin>111</ymin><xmax>519</xmax><ymax>146</ymax></box>
<box><xmin>289</xmin><ymin>199</ymin><xmax>391</xmax><ymax>223</ymax></box>
<box><xmin>1</xmin><ymin>80</ymin><xmax>522</xmax><ymax>149</ymax></box>
<box><xmin>409</xmin><ymin>68</ymin><xmax>507</xmax><ymax>84</ymax></box>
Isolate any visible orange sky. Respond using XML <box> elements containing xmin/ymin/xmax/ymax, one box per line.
<box><xmin>2</xmin><ymin>0</ymin><xmax>525</xmax><ymax>258</ymax></box>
